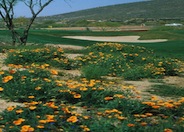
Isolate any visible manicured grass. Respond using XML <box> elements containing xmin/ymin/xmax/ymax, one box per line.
<box><xmin>0</xmin><ymin>26</ymin><xmax>184</xmax><ymax>60</ymax></box>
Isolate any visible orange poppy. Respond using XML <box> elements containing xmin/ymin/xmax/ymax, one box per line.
<box><xmin>104</xmin><ymin>97</ymin><xmax>113</xmax><ymax>101</ymax></box>
<box><xmin>50</xmin><ymin>70</ymin><xmax>58</xmax><ymax>75</ymax></box>
<box><xmin>29</xmin><ymin>106</ymin><xmax>37</xmax><ymax>110</ymax></box>
<box><xmin>0</xmin><ymin>87</ymin><xmax>4</xmax><ymax>92</ymax></box>
<box><xmin>16</xmin><ymin>109</ymin><xmax>24</xmax><ymax>114</ymax></box>
<box><xmin>7</xmin><ymin>106</ymin><xmax>15</xmax><ymax>111</ymax></box>
<box><xmin>74</xmin><ymin>94</ymin><xmax>81</xmax><ymax>99</ymax></box>
<box><xmin>127</xmin><ymin>123</ymin><xmax>135</xmax><ymax>127</ymax></box>
<box><xmin>67</xmin><ymin>116</ymin><xmax>78</xmax><ymax>123</ymax></box>
<box><xmin>164</xmin><ymin>128</ymin><xmax>173</xmax><ymax>132</ymax></box>
<box><xmin>13</xmin><ymin>118</ymin><xmax>25</xmax><ymax>125</ymax></box>
<box><xmin>2</xmin><ymin>75</ymin><xmax>13</xmax><ymax>83</ymax></box>
<box><xmin>20</xmin><ymin>125</ymin><xmax>34</xmax><ymax>132</ymax></box>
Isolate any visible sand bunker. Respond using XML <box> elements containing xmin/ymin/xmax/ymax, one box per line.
<box><xmin>63</xmin><ymin>36</ymin><xmax>167</xmax><ymax>43</ymax></box>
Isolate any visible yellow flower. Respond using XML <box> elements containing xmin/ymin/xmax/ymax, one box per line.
<box><xmin>0</xmin><ymin>87</ymin><xmax>4</xmax><ymax>92</ymax></box>
<box><xmin>164</xmin><ymin>128</ymin><xmax>173</xmax><ymax>132</ymax></box>
<box><xmin>113</xmin><ymin>94</ymin><xmax>125</xmax><ymax>99</ymax></box>
<box><xmin>21</xmin><ymin>76</ymin><xmax>27</xmax><ymax>79</ymax></box>
<box><xmin>28</xmin><ymin>96</ymin><xmax>35</xmax><ymax>99</ymax></box>
<box><xmin>83</xmin><ymin>116</ymin><xmax>90</xmax><ymax>119</ymax></box>
<box><xmin>13</xmin><ymin>118</ymin><xmax>25</xmax><ymax>125</ymax></box>
<box><xmin>67</xmin><ymin>116</ymin><xmax>78</xmax><ymax>123</ymax></box>
<box><xmin>152</xmin><ymin>105</ymin><xmax>160</xmax><ymax>109</ymax></box>
<box><xmin>50</xmin><ymin>70</ymin><xmax>58</xmax><ymax>75</ymax></box>
<box><xmin>21</xmin><ymin>125</ymin><xmax>34</xmax><ymax>132</ymax></box>
<box><xmin>0</xmin><ymin>71</ymin><xmax>4</xmax><ymax>75</ymax></box>
<box><xmin>104</xmin><ymin>96</ymin><xmax>113</xmax><ymax>101</ymax></box>
<box><xmin>117</xmin><ymin>116</ymin><xmax>127</xmax><ymax>120</ymax></box>
<box><xmin>127</xmin><ymin>123</ymin><xmax>135</xmax><ymax>127</ymax></box>
<box><xmin>29</xmin><ymin>106</ymin><xmax>37</xmax><ymax>110</ymax></box>
<box><xmin>7</xmin><ymin>106</ymin><xmax>15</xmax><ymax>111</ymax></box>
<box><xmin>39</xmin><ymin>120</ymin><xmax>47</xmax><ymax>124</ymax></box>
<box><xmin>80</xmin><ymin>87</ymin><xmax>88</xmax><ymax>91</ymax></box>
<box><xmin>16</xmin><ymin>109</ymin><xmax>24</xmax><ymax>114</ymax></box>
<box><xmin>2</xmin><ymin>75</ymin><xmax>13</xmax><ymax>83</ymax></box>
<box><xmin>74</xmin><ymin>94</ymin><xmax>81</xmax><ymax>99</ymax></box>
<box><xmin>35</xmin><ymin>87</ymin><xmax>41</xmax><ymax>90</ymax></box>
<box><xmin>140</xmin><ymin>122</ymin><xmax>147</xmax><ymax>126</ymax></box>
<box><xmin>37</xmin><ymin>125</ymin><xmax>44</xmax><ymax>129</ymax></box>
<box><xmin>46</xmin><ymin>115</ymin><xmax>56</xmax><ymax>123</ymax></box>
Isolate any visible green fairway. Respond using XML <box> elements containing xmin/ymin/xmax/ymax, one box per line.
<box><xmin>0</xmin><ymin>26</ymin><xmax>184</xmax><ymax>60</ymax></box>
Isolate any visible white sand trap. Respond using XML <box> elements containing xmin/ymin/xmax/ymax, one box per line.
<box><xmin>63</xmin><ymin>36</ymin><xmax>167</xmax><ymax>43</ymax></box>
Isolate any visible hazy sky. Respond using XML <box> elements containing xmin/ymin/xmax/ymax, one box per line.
<box><xmin>14</xmin><ymin>0</ymin><xmax>144</xmax><ymax>17</ymax></box>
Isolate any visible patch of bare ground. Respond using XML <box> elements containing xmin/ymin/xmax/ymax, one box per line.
<box><xmin>163</xmin><ymin>76</ymin><xmax>184</xmax><ymax>87</ymax></box>
<box><xmin>65</xmin><ymin>53</ymin><xmax>83</xmax><ymax>60</ymax></box>
<box><xmin>45</xmin><ymin>44</ymin><xmax>85</xmax><ymax>50</ymax></box>
<box><xmin>0</xmin><ymin>53</ymin><xmax>9</xmax><ymax>71</ymax></box>
<box><xmin>124</xmin><ymin>79</ymin><xmax>164</xmax><ymax>100</ymax></box>
<box><xmin>0</xmin><ymin>99</ymin><xmax>24</xmax><ymax>112</ymax></box>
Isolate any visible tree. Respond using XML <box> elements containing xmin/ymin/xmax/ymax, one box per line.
<box><xmin>0</xmin><ymin>0</ymin><xmax>54</xmax><ymax>45</ymax></box>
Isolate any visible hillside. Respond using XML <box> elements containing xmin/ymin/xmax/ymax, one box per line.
<box><xmin>38</xmin><ymin>0</ymin><xmax>184</xmax><ymax>22</ymax></box>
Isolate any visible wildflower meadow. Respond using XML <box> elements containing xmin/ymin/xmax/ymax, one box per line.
<box><xmin>0</xmin><ymin>43</ymin><xmax>184</xmax><ymax>132</ymax></box>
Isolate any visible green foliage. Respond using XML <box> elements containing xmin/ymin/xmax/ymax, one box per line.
<box><xmin>0</xmin><ymin>45</ymin><xmax>184</xmax><ymax>131</ymax></box>
<box><xmin>81</xmin><ymin>64</ymin><xmax>109</xmax><ymax>80</ymax></box>
<box><xmin>148</xmin><ymin>84</ymin><xmax>184</xmax><ymax>97</ymax></box>
<box><xmin>5</xmin><ymin>47</ymin><xmax>75</xmax><ymax>70</ymax></box>
<box><xmin>76</xmin><ymin>43</ymin><xmax>183</xmax><ymax>80</ymax></box>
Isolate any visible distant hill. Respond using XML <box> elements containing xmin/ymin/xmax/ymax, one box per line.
<box><xmin>38</xmin><ymin>0</ymin><xmax>184</xmax><ymax>22</ymax></box>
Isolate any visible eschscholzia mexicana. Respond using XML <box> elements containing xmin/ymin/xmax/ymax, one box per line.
<box><xmin>29</xmin><ymin>106</ymin><xmax>37</xmax><ymax>110</ymax></box>
<box><xmin>0</xmin><ymin>87</ymin><xmax>4</xmax><ymax>92</ymax></box>
<box><xmin>164</xmin><ymin>128</ymin><xmax>173</xmax><ymax>132</ymax></box>
<box><xmin>39</xmin><ymin>120</ymin><xmax>47</xmax><ymax>124</ymax></box>
<box><xmin>9</xmin><ymin>69</ymin><xmax>16</xmax><ymax>74</ymax></box>
<box><xmin>7</xmin><ymin>106</ymin><xmax>15</xmax><ymax>111</ymax></box>
<box><xmin>16</xmin><ymin>109</ymin><xmax>24</xmax><ymax>114</ymax></box>
<box><xmin>104</xmin><ymin>96</ymin><xmax>113</xmax><ymax>101</ymax></box>
<box><xmin>127</xmin><ymin>123</ymin><xmax>135</xmax><ymax>127</ymax></box>
<box><xmin>13</xmin><ymin>118</ymin><xmax>25</xmax><ymax>125</ymax></box>
<box><xmin>35</xmin><ymin>86</ymin><xmax>41</xmax><ymax>90</ymax></box>
<box><xmin>37</xmin><ymin>125</ymin><xmax>44</xmax><ymax>129</ymax></box>
<box><xmin>74</xmin><ymin>94</ymin><xmax>81</xmax><ymax>99</ymax></box>
<box><xmin>20</xmin><ymin>125</ymin><xmax>34</xmax><ymax>132</ymax></box>
<box><xmin>2</xmin><ymin>75</ymin><xmax>13</xmax><ymax>83</ymax></box>
<box><xmin>67</xmin><ymin>116</ymin><xmax>78</xmax><ymax>123</ymax></box>
<box><xmin>28</xmin><ymin>96</ymin><xmax>35</xmax><ymax>99</ymax></box>
<box><xmin>0</xmin><ymin>71</ymin><xmax>4</xmax><ymax>74</ymax></box>
<box><xmin>50</xmin><ymin>69</ymin><xmax>58</xmax><ymax>75</ymax></box>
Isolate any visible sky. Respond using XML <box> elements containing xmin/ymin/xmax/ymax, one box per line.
<box><xmin>14</xmin><ymin>0</ymin><xmax>144</xmax><ymax>17</ymax></box>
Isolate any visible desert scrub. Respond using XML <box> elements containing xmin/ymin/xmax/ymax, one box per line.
<box><xmin>5</xmin><ymin>47</ymin><xmax>75</xmax><ymax>70</ymax></box>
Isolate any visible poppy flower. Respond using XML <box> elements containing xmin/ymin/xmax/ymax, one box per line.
<box><xmin>74</xmin><ymin>94</ymin><xmax>81</xmax><ymax>99</ymax></box>
<box><xmin>0</xmin><ymin>87</ymin><xmax>4</xmax><ymax>92</ymax></box>
<box><xmin>2</xmin><ymin>75</ymin><xmax>13</xmax><ymax>83</ymax></box>
<box><xmin>67</xmin><ymin>116</ymin><xmax>78</xmax><ymax>123</ymax></box>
